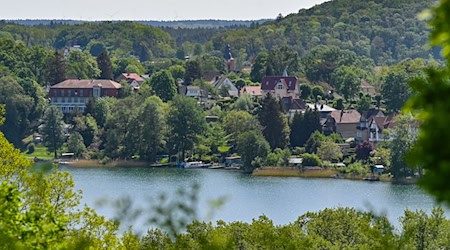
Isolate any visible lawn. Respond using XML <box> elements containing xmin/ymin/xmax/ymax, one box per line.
<box><xmin>22</xmin><ymin>144</ymin><xmax>54</xmax><ymax>160</ymax></box>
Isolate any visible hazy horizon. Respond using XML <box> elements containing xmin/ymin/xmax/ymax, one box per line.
<box><xmin>1</xmin><ymin>0</ymin><xmax>329</xmax><ymax>21</ymax></box>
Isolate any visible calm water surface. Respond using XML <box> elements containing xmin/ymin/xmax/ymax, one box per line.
<box><xmin>61</xmin><ymin>166</ymin><xmax>449</xmax><ymax>230</ymax></box>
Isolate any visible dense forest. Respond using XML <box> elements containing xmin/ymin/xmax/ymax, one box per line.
<box><xmin>212</xmin><ymin>0</ymin><xmax>438</xmax><ymax>65</ymax></box>
<box><xmin>0</xmin><ymin>0</ymin><xmax>439</xmax><ymax>65</ymax></box>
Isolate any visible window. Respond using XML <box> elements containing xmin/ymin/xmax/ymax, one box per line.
<box><xmin>276</xmin><ymin>83</ymin><xmax>283</xmax><ymax>89</ymax></box>
<box><xmin>80</xmin><ymin>90</ymin><xmax>84</xmax><ymax>97</ymax></box>
<box><xmin>61</xmin><ymin>89</ymin><xmax>65</xmax><ymax>97</ymax></box>
<box><xmin>93</xmin><ymin>87</ymin><xmax>101</xmax><ymax>98</ymax></box>
<box><xmin>53</xmin><ymin>90</ymin><xmax>57</xmax><ymax>96</ymax></box>
<box><xmin>74</xmin><ymin>90</ymin><xmax>78</xmax><ymax>96</ymax></box>
<box><xmin>68</xmin><ymin>90</ymin><xmax>71</xmax><ymax>97</ymax></box>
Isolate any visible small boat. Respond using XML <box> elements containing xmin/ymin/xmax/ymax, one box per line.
<box><xmin>184</xmin><ymin>161</ymin><xmax>208</xmax><ymax>169</ymax></box>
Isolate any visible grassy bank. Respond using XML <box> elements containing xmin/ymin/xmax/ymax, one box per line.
<box><xmin>253</xmin><ymin>167</ymin><xmax>338</xmax><ymax>178</ymax></box>
<box><xmin>65</xmin><ymin>159</ymin><xmax>151</xmax><ymax>168</ymax></box>
<box><xmin>252</xmin><ymin>167</ymin><xmax>397</xmax><ymax>183</ymax></box>
<box><xmin>21</xmin><ymin>145</ymin><xmax>53</xmax><ymax>160</ymax></box>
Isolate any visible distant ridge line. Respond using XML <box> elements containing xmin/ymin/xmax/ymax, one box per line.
<box><xmin>2</xmin><ymin>19</ymin><xmax>272</xmax><ymax>28</ymax></box>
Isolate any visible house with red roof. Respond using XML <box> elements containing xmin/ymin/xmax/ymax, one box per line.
<box><xmin>361</xmin><ymin>79</ymin><xmax>377</xmax><ymax>97</ymax></box>
<box><xmin>324</xmin><ymin>109</ymin><xmax>361</xmax><ymax>139</ymax></box>
<box><xmin>116</xmin><ymin>73</ymin><xmax>145</xmax><ymax>90</ymax></box>
<box><xmin>240</xmin><ymin>85</ymin><xmax>262</xmax><ymax>99</ymax></box>
<box><xmin>49</xmin><ymin>79</ymin><xmax>122</xmax><ymax>113</ymax></box>
<box><xmin>261</xmin><ymin>75</ymin><xmax>298</xmax><ymax>99</ymax></box>
<box><xmin>367</xmin><ymin>115</ymin><xmax>396</xmax><ymax>143</ymax></box>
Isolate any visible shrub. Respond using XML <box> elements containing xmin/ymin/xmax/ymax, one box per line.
<box><xmin>355</xmin><ymin>141</ymin><xmax>374</xmax><ymax>161</ymax></box>
<box><xmin>27</xmin><ymin>143</ymin><xmax>35</xmax><ymax>154</ymax></box>
<box><xmin>302</xmin><ymin>153</ymin><xmax>322</xmax><ymax>167</ymax></box>
<box><xmin>343</xmin><ymin>161</ymin><xmax>369</xmax><ymax>175</ymax></box>
<box><xmin>292</xmin><ymin>147</ymin><xmax>306</xmax><ymax>156</ymax></box>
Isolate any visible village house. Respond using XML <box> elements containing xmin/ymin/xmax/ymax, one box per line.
<box><xmin>213</xmin><ymin>76</ymin><xmax>239</xmax><ymax>97</ymax></box>
<box><xmin>179</xmin><ymin>85</ymin><xmax>209</xmax><ymax>102</ymax></box>
<box><xmin>261</xmin><ymin>74</ymin><xmax>299</xmax><ymax>99</ymax></box>
<box><xmin>282</xmin><ymin>97</ymin><xmax>307</xmax><ymax>119</ymax></box>
<box><xmin>240</xmin><ymin>85</ymin><xmax>262</xmax><ymax>99</ymax></box>
<box><xmin>324</xmin><ymin>109</ymin><xmax>361</xmax><ymax>139</ymax></box>
<box><xmin>367</xmin><ymin>115</ymin><xmax>396</xmax><ymax>143</ymax></box>
<box><xmin>306</xmin><ymin>103</ymin><xmax>336</xmax><ymax>126</ymax></box>
<box><xmin>360</xmin><ymin>79</ymin><xmax>377</xmax><ymax>97</ymax></box>
<box><xmin>356</xmin><ymin>109</ymin><xmax>385</xmax><ymax>142</ymax></box>
<box><xmin>49</xmin><ymin>79</ymin><xmax>122</xmax><ymax>113</ymax></box>
<box><xmin>116</xmin><ymin>73</ymin><xmax>145</xmax><ymax>90</ymax></box>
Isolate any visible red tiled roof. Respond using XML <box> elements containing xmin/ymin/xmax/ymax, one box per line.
<box><xmin>51</xmin><ymin>79</ymin><xmax>122</xmax><ymax>89</ymax></box>
<box><xmin>240</xmin><ymin>86</ymin><xmax>262</xmax><ymax>96</ymax></box>
<box><xmin>330</xmin><ymin>110</ymin><xmax>361</xmax><ymax>124</ymax></box>
<box><xmin>118</xmin><ymin>73</ymin><xmax>144</xmax><ymax>83</ymax></box>
<box><xmin>361</xmin><ymin>79</ymin><xmax>377</xmax><ymax>96</ymax></box>
<box><xmin>261</xmin><ymin>76</ymin><xmax>297</xmax><ymax>91</ymax></box>
<box><xmin>372</xmin><ymin>116</ymin><xmax>387</xmax><ymax>129</ymax></box>
<box><xmin>369</xmin><ymin>114</ymin><xmax>398</xmax><ymax>130</ymax></box>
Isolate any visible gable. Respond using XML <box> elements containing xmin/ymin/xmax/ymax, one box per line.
<box><xmin>261</xmin><ymin>76</ymin><xmax>298</xmax><ymax>91</ymax></box>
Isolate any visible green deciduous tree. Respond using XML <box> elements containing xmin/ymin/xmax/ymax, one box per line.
<box><xmin>0</xmin><ymin>106</ymin><xmax>121</xmax><ymax>249</ymax></box>
<box><xmin>223</xmin><ymin>110</ymin><xmax>262</xmax><ymax>146</ymax></box>
<box><xmin>389</xmin><ymin>114</ymin><xmax>417</xmax><ymax>179</ymax></box>
<box><xmin>0</xmin><ymin>76</ymin><xmax>34</xmax><ymax>147</ymax></box>
<box><xmin>400</xmin><ymin>208</ymin><xmax>450</xmax><ymax>249</ymax></box>
<box><xmin>317</xmin><ymin>140</ymin><xmax>342</xmax><ymax>162</ymax></box>
<box><xmin>382</xmin><ymin>69</ymin><xmax>411</xmax><ymax>112</ymax></box>
<box><xmin>357</xmin><ymin>94</ymin><xmax>372</xmax><ymax>113</ymax></box>
<box><xmin>331</xmin><ymin>65</ymin><xmax>363</xmax><ymax>100</ymax></box>
<box><xmin>267</xmin><ymin>46</ymin><xmax>300</xmax><ymax>76</ymax></box>
<box><xmin>405</xmin><ymin>0</ymin><xmax>450</xmax><ymax>205</ymax></box>
<box><xmin>149</xmin><ymin>70</ymin><xmax>178</xmax><ymax>102</ymax></box>
<box><xmin>41</xmin><ymin>106</ymin><xmax>65</xmax><ymax>158</ymax></box>
<box><xmin>67</xmin><ymin>132</ymin><xmax>86</xmax><ymax>157</ymax></box>
<box><xmin>250</xmin><ymin>52</ymin><xmax>269</xmax><ymax>82</ymax></box>
<box><xmin>299</xmin><ymin>84</ymin><xmax>312</xmax><ymax>100</ymax></box>
<box><xmin>237</xmin><ymin>131</ymin><xmax>270</xmax><ymax>172</ymax></box>
<box><xmin>168</xmin><ymin>65</ymin><xmax>185</xmax><ymax>80</ymax></box>
<box><xmin>232</xmin><ymin>93</ymin><xmax>254</xmax><ymax>112</ymax></box>
<box><xmin>66</xmin><ymin>50</ymin><xmax>100</xmax><ymax>79</ymax></box>
<box><xmin>138</xmin><ymin>96</ymin><xmax>166</xmax><ymax>162</ymax></box>
<box><xmin>168</xmin><ymin>96</ymin><xmax>205</xmax><ymax>161</ymax></box>
<box><xmin>265</xmin><ymin>148</ymin><xmax>291</xmax><ymax>167</ymax></box>
<box><xmin>72</xmin><ymin>114</ymin><xmax>98</xmax><ymax>147</ymax></box>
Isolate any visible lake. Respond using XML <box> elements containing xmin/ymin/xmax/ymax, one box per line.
<box><xmin>61</xmin><ymin>166</ymin><xmax>450</xmax><ymax>232</ymax></box>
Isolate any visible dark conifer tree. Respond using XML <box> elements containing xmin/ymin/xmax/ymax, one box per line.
<box><xmin>184</xmin><ymin>60</ymin><xmax>202</xmax><ymax>85</ymax></box>
<box><xmin>46</xmin><ymin>50</ymin><xmax>66</xmax><ymax>85</ymax></box>
<box><xmin>290</xmin><ymin>112</ymin><xmax>304</xmax><ymax>148</ymax></box>
<box><xmin>258</xmin><ymin>94</ymin><xmax>289</xmax><ymax>149</ymax></box>
<box><xmin>97</xmin><ymin>52</ymin><xmax>113</xmax><ymax>80</ymax></box>
<box><xmin>290</xmin><ymin>108</ymin><xmax>322</xmax><ymax>147</ymax></box>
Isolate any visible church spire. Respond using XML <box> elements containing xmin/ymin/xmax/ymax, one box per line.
<box><xmin>282</xmin><ymin>67</ymin><xmax>288</xmax><ymax>77</ymax></box>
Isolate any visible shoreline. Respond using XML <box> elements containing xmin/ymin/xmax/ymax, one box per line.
<box><xmin>252</xmin><ymin>167</ymin><xmax>406</xmax><ymax>183</ymax></box>
<box><xmin>34</xmin><ymin>159</ymin><xmax>416</xmax><ymax>184</ymax></box>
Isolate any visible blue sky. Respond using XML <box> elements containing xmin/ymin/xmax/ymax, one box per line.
<box><xmin>1</xmin><ymin>0</ymin><xmax>329</xmax><ymax>20</ymax></box>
